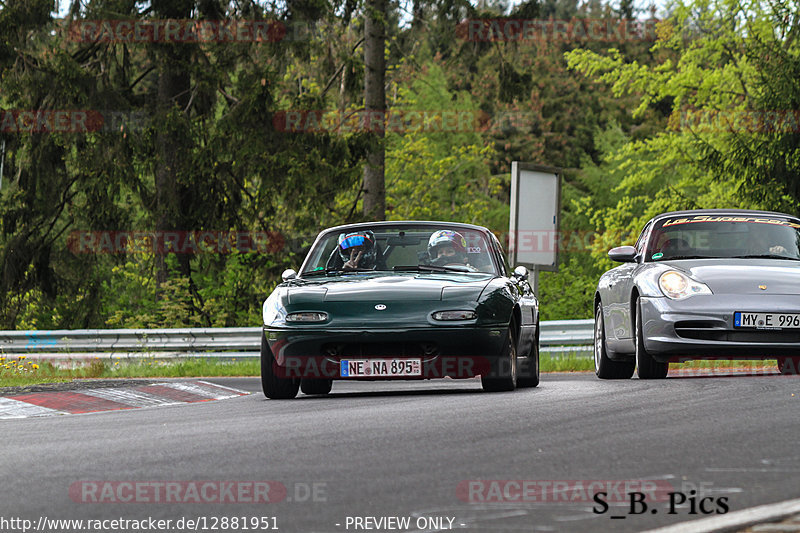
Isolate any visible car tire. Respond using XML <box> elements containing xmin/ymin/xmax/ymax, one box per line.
<box><xmin>261</xmin><ymin>331</ymin><xmax>300</xmax><ymax>399</ymax></box>
<box><xmin>635</xmin><ymin>297</ymin><xmax>668</xmax><ymax>379</ymax></box>
<box><xmin>777</xmin><ymin>357</ymin><xmax>800</xmax><ymax>376</ymax></box>
<box><xmin>482</xmin><ymin>327</ymin><xmax>518</xmax><ymax>392</ymax></box>
<box><xmin>300</xmin><ymin>378</ymin><xmax>333</xmax><ymax>395</ymax></box>
<box><xmin>517</xmin><ymin>324</ymin><xmax>540</xmax><ymax>388</ymax></box>
<box><xmin>594</xmin><ymin>302</ymin><xmax>635</xmax><ymax>379</ymax></box>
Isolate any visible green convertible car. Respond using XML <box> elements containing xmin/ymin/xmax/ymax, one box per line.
<box><xmin>260</xmin><ymin>221</ymin><xmax>540</xmax><ymax>399</ymax></box>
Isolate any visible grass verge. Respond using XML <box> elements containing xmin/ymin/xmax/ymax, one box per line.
<box><xmin>540</xmin><ymin>352</ymin><xmax>594</xmax><ymax>372</ymax></box>
<box><xmin>2</xmin><ymin>353</ymin><xmax>785</xmax><ymax>389</ymax></box>
<box><xmin>0</xmin><ymin>357</ymin><xmax>260</xmax><ymax>388</ymax></box>
<box><xmin>1</xmin><ymin>356</ymin><xmax>72</xmax><ymax>388</ymax></box>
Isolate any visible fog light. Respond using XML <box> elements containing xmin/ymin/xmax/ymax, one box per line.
<box><xmin>286</xmin><ymin>312</ymin><xmax>328</xmax><ymax>323</ymax></box>
<box><xmin>432</xmin><ymin>310</ymin><xmax>476</xmax><ymax>321</ymax></box>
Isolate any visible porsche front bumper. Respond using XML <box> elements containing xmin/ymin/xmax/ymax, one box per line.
<box><xmin>640</xmin><ymin>295</ymin><xmax>800</xmax><ymax>361</ymax></box>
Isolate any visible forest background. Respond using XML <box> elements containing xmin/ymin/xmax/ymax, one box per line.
<box><xmin>0</xmin><ymin>0</ymin><xmax>798</xmax><ymax>329</ymax></box>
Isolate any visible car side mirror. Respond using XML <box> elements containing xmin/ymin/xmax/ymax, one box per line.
<box><xmin>608</xmin><ymin>246</ymin><xmax>637</xmax><ymax>263</ymax></box>
<box><xmin>282</xmin><ymin>269</ymin><xmax>297</xmax><ymax>281</ymax></box>
<box><xmin>512</xmin><ymin>265</ymin><xmax>529</xmax><ymax>281</ymax></box>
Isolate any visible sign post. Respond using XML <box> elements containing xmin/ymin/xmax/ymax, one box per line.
<box><xmin>509</xmin><ymin>162</ymin><xmax>562</xmax><ymax>294</ymax></box>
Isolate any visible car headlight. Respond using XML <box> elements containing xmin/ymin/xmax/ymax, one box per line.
<box><xmin>658</xmin><ymin>271</ymin><xmax>712</xmax><ymax>300</ymax></box>
<box><xmin>262</xmin><ymin>290</ymin><xmax>286</xmax><ymax>325</ymax></box>
<box><xmin>432</xmin><ymin>310</ymin><xmax>477</xmax><ymax>321</ymax></box>
<box><xmin>286</xmin><ymin>312</ymin><xmax>329</xmax><ymax>323</ymax></box>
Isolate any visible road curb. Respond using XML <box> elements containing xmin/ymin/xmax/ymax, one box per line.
<box><xmin>643</xmin><ymin>498</ymin><xmax>800</xmax><ymax>533</ymax></box>
<box><xmin>0</xmin><ymin>380</ymin><xmax>248</xmax><ymax>419</ymax></box>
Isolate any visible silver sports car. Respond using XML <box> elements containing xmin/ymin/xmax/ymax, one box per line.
<box><xmin>594</xmin><ymin>209</ymin><xmax>800</xmax><ymax>379</ymax></box>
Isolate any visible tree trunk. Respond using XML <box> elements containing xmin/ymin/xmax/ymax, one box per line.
<box><xmin>153</xmin><ymin>0</ymin><xmax>193</xmax><ymax>285</ymax></box>
<box><xmin>362</xmin><ymin>0</ymin><xmax>386</xmax><ymax>221</ymax></box>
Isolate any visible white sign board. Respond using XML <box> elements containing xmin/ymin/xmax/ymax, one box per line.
<box><xmin>509</xmin><ymin>162</ymin><xmax>561</xmax><ymax>271</ymax></box>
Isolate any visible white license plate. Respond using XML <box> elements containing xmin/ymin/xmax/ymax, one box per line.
<box><xmin>734</xmin><ymin>312</ymin><xmax>800</xmax><ymax>329</ymax></box>
<box><xmin>340</xmin><ymin>359</ymin><xmax>422</xmax><ymax>377</ymax></box>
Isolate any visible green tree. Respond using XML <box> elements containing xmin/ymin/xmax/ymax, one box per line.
<box><xmin>0</xmin><ymin>0</ymin><xmax>369</xmax><ymax>329</ymax></box>
<box><xmin>566</xmin><ymin>0</ymin><xmax>800</xmax><ymax>216</ymax></box>
<box><xmin>384</xmin><ymin>62</ymin><xmax>506</xmax><ymax>229</ymax></box>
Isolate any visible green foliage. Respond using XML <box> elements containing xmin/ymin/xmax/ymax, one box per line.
<box><xmin>0</xmin><ymin>357</ymin><xmax>262</xmax><ymax>388</ymax></box>
<box><xmin>566</xmin><ymin>0</ymin><xmax>800</xmax><ymax>217</ymax></box>
<box><xmin>0</xmin><ymin>355</ymin><xmax>782</xmax><ymax>388</ymax></box>
<box><xmin>538</xmin><ymin>256</ymin><xmax>600</xmax><ymax>320</ymax></box>
<box><xmin>0</xmin><ymin>0</ymin><xmax>366</xmax><ymax>329</ymax></box>
<box><xmin>100</xmin><ymin>358</ymin><xmax>261</xmax><ymax>378</ymax></box>
<box><xmin>385</xmin><ymin>62</ymin><xmax>507</xmax><ymax>228</ymax></box>
<box><xmin>554</xmin><ymin>0</ymin><xmax>800</xmax><ymax>301</ymax></box>
<box><xmin>2</xmin><ymin>0</ymin><xmax>798</xmax><ymax>330</ymax></box>
<box><xmin>539</xmin><ymin>352</ymin><xmax>594</xmax><ymax>372</ymax></box>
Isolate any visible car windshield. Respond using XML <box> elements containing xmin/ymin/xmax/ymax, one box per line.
<box><xmin>645</xmin><ymin>214</ymin><xmax>800</xmax><ymax>261</ymax></box>
<box><xmin>300</xmin><ymin>224</ymin><xmax>499</xmax><ymax>275</ymax></box>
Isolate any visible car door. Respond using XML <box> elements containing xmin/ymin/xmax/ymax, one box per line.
<box><xmin>604</xmin><ymin>222</ymin><xmax>651</xmax><ymax>348</ymax></box>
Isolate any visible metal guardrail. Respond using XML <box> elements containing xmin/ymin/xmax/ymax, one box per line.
<box><xmin>538</xmin><ymin>319</ymin><xmax>594</xmax><ymax>348</ymax></box>
<box><xmin>0</xmin><ymin>319</ymin><xmax>594</xmax><ymax>360</ymax></box>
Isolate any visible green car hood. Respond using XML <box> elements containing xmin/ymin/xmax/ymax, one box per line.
<box><xmin>287</xmin><ymin>273</ymin><xmax>493</xmax><ymax>303</ymax></box>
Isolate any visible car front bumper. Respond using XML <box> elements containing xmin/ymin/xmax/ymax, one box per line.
<box><xmin>264</xmin><ymin>326</ymin><xmax>509</xmax><ymax>380</ymax></box>
<box><xmin>640</xmin><ymin>295</ymin><xmax>800</xmax><ymax>361</ymax></box>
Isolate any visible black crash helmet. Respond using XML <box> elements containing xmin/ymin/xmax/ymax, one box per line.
<box><xmin>337</xmin><ymin>230</ymin><xmax>377</xmax><ymax>268</ymax></box>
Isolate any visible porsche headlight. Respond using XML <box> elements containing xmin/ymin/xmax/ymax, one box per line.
<box><xmin>658</xmin><ymin>271</ymin><xmax>712</xmax><ymax>300</ymax></box>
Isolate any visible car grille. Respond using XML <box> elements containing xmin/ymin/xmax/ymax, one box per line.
<box><xmin>675</xmin><ymin>321</ymin><xmax>800</xmax><ymax>342</ymax></box>
<box><xmin>321</xmin><ymin>342</ymin><xmax>439</xmax><ymax>358</ymax></box>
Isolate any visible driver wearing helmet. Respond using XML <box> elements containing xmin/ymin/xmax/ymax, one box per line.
<box><xmin>427</xmin><ymin>230</ymin><xmax>470</xmax><ymax>267</ymax></box>
<box><xmin>338</xmin><ymin>231</ymin><xmax>378</xmax><ymax>270</ymax></box>
<box><xmin>746</xmin><ymin>224</ymin><xmax>788</xmax><ymax>256</ymax></box>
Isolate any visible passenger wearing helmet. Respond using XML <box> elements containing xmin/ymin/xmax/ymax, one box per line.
<box><xmin>338</xmin><ymin>231</ymin><xmax>377</xmax><ymax>270</ymax></box>
<box><xmin>427</xmin><ymin>230</ymin><xmax>469</xmax><ymax>267</ymax></box>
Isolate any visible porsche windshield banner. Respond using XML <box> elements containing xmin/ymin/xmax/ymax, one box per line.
<box><xmin>661</xmin><ymin>215</ymin><xmax>800</xmax><ymax>229</ymax></box>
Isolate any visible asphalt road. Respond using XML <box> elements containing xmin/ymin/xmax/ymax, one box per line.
<box><xmin>3</xmin><ymin>371</ymin><xmax>799</xmax><ymax>533</ymax></box>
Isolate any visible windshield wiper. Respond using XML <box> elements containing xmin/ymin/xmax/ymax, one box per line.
<box><xmin>657</xmin><ymin>255</ymin><xmax>715</xmax><ymax>260</ymax></box>
<box><xmin>732</xmin><ymin>254</ymin><xmax>800</xmax><ymax>260</ymax></box>
<box><xmin>303</xmin><ymin>268</ymin><xmax>377</xmax><ymax>276</ymax></box>
<box><xmin>393</xmin><ymin>264</ymin><xmax>472</xmax><ymax>273</ymax></box>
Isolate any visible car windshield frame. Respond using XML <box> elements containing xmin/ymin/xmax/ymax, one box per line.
<box><xmin>298</xmin><ymin>223</ymin><xmax>501</xmax><ymax>277</ymax></box>
<box><xmin>644</xmin><ymin>214</ymin><xmax>800</xmax><ymax>262</ymax></box>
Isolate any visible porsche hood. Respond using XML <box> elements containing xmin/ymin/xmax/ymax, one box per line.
<box><xmin>662</xmin><ymin>259</ymin><xmax>800</xmax><ymax>295</ymax></box>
